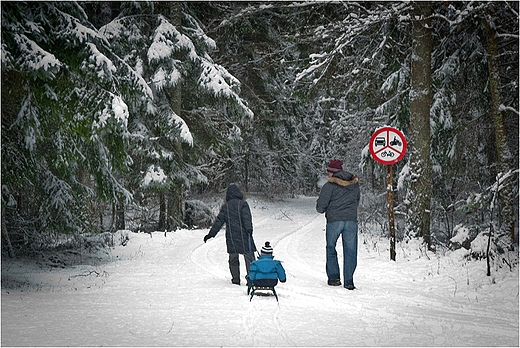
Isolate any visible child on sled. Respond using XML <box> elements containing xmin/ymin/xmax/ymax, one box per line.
<box><xmin>247</xmin><ymin>241</ymin><xmax>286</xmax><ymax>300</ymax></box>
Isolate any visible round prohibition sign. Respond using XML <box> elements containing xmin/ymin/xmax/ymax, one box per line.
<box><xmin>369</xmin><ymin>127</ymin><xmax>407</xmax><ymax>165</ymax></box>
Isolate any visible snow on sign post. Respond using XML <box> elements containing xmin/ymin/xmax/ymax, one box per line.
<box><xmin>369</xmin><ymin>127</ymin><xmax>407</xmax><ymax>261</ymax></box>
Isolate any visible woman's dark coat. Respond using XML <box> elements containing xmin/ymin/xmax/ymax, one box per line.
<box><xmin>207</xmin><ymin>184</ymin><xmax>256</xmax><ymax>254</ymax></box>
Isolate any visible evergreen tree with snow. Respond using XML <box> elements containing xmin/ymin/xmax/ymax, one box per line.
<box><xmin>2</xmin><ymin>2</ymin><xmax>135</xmax><ymax>247</ymax></box>
<box><xmin>1</xmin><ymin>1</ymin><xmax>253</xmax><ymax>250</ymax></box>
<box><xmin>99</xmin><ymin>2</ymin><xmax>253</xmax><ymax>230</ymax></box>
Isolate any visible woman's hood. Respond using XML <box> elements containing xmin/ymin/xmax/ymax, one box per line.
<box><xmin>226</xmin><ymin>184</ymin><xmax>244</xmax><ymax>201</ymax></box>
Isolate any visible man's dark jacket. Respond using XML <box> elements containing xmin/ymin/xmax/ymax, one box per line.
<box><xmin>316</xmin><ymin>171</ymin><xmax>360</xmax><ymax>223</ymax></box>
<box><xmin>207</xmin><ymin>184</ymin><xmax>256</xmax><ymax>254</ymax></box>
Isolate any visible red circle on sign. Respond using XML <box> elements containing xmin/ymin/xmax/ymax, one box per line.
<box><xmin>369</xmin><ymin>127</ymin><xmax>407</xmax><ymax>165</ymax></box>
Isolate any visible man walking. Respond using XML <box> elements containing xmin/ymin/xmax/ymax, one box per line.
<box><xmin>316</xmin><ymin>159</ymin><xmax>360</xmax><ymax>290</ymax></box>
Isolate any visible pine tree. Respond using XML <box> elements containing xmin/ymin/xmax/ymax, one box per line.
<box><xmin>2</xmin><ymin>2</ymin><xmax>134</xmax><ymax>245</ymax></box>
<box><xmin>97</xmin><ymin>2</ymin><xmax>253</xmax><ymax>230</ymax></box>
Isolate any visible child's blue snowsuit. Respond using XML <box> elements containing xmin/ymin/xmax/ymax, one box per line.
<box><xmin>248</xmin><ymin>254</ymin><xmax>286</xmax><ymax>287</ymax></box>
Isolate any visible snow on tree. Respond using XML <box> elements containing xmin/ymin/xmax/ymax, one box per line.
<box><xmin>1</xmin><ymin>1</ymin><xmax>254</xmax><ymax>246</ymax></box>
<box><xmin>2</xmin><ymin>2</ymin><xmax>135</xmax><ymax>242</ymax></box>
<box><xmin>406</xmin><ymin>1</ymin><xmax>433</xmax><ymax>248</ymax></box>
<box><xmin>98</xmin><ymin>2</ymin><xmax>253</xmax><ymax>230</ymax></box>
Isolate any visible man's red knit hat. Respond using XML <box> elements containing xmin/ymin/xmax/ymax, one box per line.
<box><xmin>326</xmin><ymin>160</ymin><xmax>343</xmax><ymax>173</ymax></box>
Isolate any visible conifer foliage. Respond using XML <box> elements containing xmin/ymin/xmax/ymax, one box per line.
<box><xmin>1</xmin><ymin>2</ymin><xmax>252</xmax><ymax>251</ymax></box>
<box><xmin>2</xmin><ymin>2</ymin><xmax>135</xmax><ymax>249</ymax></box>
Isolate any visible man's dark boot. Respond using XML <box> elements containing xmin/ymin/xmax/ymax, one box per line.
<box><xmin>327</xmin><ymin>279</ymin><xmax>341</xmax><ymax>286</ymax></box>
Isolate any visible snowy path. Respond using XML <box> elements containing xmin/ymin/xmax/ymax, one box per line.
<box><xmin>1</xmin><ymin>196</ymin><xmax>518</xmax><ymax>346</ymax></box>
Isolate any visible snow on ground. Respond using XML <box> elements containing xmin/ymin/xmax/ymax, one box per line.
<box><xmin>1</xmin><ymin>196</ymin><xmax>518</xmax><ymax>347</ymax></box>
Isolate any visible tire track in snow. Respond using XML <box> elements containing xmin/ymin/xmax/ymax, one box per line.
<box><xmin>240</xmin><ymin>293</ymin><xmax>294</xmax><ymax>346</ymax></box>
<box><xmin>273</xmin><ymin>304</ymin><xmax>295</xmax><ymax>345</ymax></box>
<box><xmin>190</xmin><ymin>215</ymin><xmax>271</xmax><ymax>281</ymax></box>
<box><xmin>267</xmin><ymin>211</ymin><xmax>355</xmax><ymax>307</ymax></box>
<box><xmin>190</xmin><ymin>234</ymin><xmax>229</xmax><ymax>281</ymax></box>
<box><xmin>275</xmin><ymin>213</ymin><xmax>325</xmax><ymax>281</ymax></box>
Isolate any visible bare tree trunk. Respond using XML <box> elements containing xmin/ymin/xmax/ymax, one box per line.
<box><xmin>115</xmin><ymin>201</ymin><xmax>125</xmax><ymax>230</ymax></box>
<box><xmin>99</xmin><ymin>2</ymin><xmax>114</xmax><ymax>25</ymax></box>
<box><xmin>1</xmin><ymin>205</ymin><xmax>15</xmax><ymax>258</ymax></box>
<box><xmin>482</xmin><ymin>18</ymin><xmax>516</xmax><ymax>245</ymax></box>
<box><xmin>164</xmin><ymin>1</ymin><xmax>184</xmax><ymax>231</ymax></box>
<box><xmin>244</xmin><ymin>149</ymin><xmax>250</xmax><ymax>192</ymax></box>
<box><xmin>159</xmin><ymin>192</ymin><xmax>166</xmax><ymax>231</ymax></box>
<box><xmin>406</xmin><ymin>1</ymin><xmax>433</xmax><ymax>249</ymax></box>
<box><xmin>167</xmin><ymin>187</ymin><xmax>183</xmax><ymax>231</ymax></box>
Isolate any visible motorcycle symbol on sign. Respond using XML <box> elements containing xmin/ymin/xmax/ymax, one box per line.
<box><xmin>389</xmin><ymin>136</ymin><xmax>402</xmax><ymax>147</ymax></box>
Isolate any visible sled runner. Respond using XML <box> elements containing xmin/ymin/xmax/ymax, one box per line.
<box><xmin>247</xmin><ymin>283</ymin><xmax>279</xmax><ymax>302</ymax></box>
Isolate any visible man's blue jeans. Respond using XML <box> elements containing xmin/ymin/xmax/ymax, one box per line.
<box><xmin>325</xmin><ymin>220</ymin><xmax>358</xmax><ymax>286</ymax></box>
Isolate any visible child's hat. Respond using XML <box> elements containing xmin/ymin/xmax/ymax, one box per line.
<box><xmin>261</xmin><ymin>241</ymin><xmax>273</xmax><ymax>255</ymax></box>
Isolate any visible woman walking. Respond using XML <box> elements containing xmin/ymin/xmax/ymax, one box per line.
<box><xmin>204</xmin><ymin>183</ymin><xmax>256</xmax><ymax>285</ymax></box>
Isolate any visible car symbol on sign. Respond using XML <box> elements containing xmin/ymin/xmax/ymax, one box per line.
<box><xmin>374</xmin><ymin>137</ymin><xmax>385</xmax><ymax>146</ymax></box>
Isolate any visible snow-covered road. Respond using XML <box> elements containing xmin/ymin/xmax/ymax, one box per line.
<box><xmin>1</xmin><ymin>196</ymin><xmax>518</xmax><ymax>346</ymax></box>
